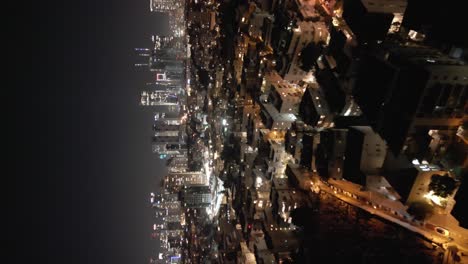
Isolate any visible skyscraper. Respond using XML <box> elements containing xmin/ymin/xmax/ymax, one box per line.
<box><xmin>140</xmin><ymin>90</ymin><xmax>179</xmax><ymax>106</ymax></box>
<box><xmin>353</xmin><ymin>43</ymin><xmax>468</xmax><ymax>156</ymax></box>
<box><xmin>150</xmin><ymin>0</ymin><xmax>183</xmax><ymax>12</ymax></box>
<box><xmin>151</xmin><ymin>111</ymin><xmax>187</xmax><ymax>159</ymax></box>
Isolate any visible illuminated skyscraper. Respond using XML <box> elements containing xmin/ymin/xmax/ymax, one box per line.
<box><xmin>181</xmin><ymin>186</ymin><xmax>212</xmax><ymax>208</ymax></box>
<box><xmin>140</xmin><ymin>90</ymin><xmax>179</xmax><ymax>106</ymax></box>
<box><xmin>151</xmin><ymin>112</ymin><xmax>187</xmax><ymax>159</ymax></box>
<box><xmin>150</xmin><ymin>0</ymin><xmax>182</xmax><ymax>12</ymax></box>
<box><xmin>165</xmin><ymin>171</ymin><xmax>208</xmax><ymax>189</ymax></box>
<box><xmin>134</xmin><ymin>44</ymin><xmax>185</xmax><ymax>74</ymax></box>
<box><xmin>153</xmin><ymin>35</ymin><xmax>184</xmax><ymax>51</ymax></box>
<box><xmin>167</xmin><ymin>156</ymin><xmax>189</xmax><ymax>172</ymax></box>
<box><xmin>151</xmin><ymin>72</ymin><xmax>184</xmax><ymax>86</ymax></box>
<box><xmin>152</xmin><ymin>143</ymin><xmax>187</xmax><ymax>160</ymax></box>
<box><xmin>145</xmin><ymin>81</ymin><xmax>184</xmax><ymax>93</ymax></box>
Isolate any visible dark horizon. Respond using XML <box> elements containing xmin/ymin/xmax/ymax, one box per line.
<box><xmin>10</xmin><ymin>1</ymin><xmax>169</xmax><ymax>263</ymax></box>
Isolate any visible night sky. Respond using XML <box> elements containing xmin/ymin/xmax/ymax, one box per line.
<box><xmin>11</xmin><ymin>0</ymin><xmax>168</xmax><ymax>263</ymax></box>
<box><xmin>9</xmin><ymin>0</ymin><xmax>467</xmax><ymax>264</ymax></box>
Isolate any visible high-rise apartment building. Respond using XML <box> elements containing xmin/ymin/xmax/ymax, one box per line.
<box><xmin>353</xmin><ymin>43</ymin><xmax>468</xmax><ymax>156</ymax></box>
<box><xmin>150</xmin><ymin>0</ymin><xmax>183</xmax><ymax>12</ymax></box>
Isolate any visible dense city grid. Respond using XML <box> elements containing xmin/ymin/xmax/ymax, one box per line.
<box><xmin>140</xmin><ymin>0</ymin><xmax>467</xmax><ymax>263</ymax></box>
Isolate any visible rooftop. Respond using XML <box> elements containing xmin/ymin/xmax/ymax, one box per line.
<box><xmin>261</xmin><ymin>103</ymin><xmax>298</xmax><ymax>122</ymax></box>
<box><xmin>271</xmin><ymin>82</ymin><xmax>304</xmax><ymax>100</ymax></box>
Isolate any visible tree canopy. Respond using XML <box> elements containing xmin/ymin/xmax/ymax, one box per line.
<box><xmin>428</xmin><ymin>174</ymin><xmax>457</xmax><ymax>198</ymax></box>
